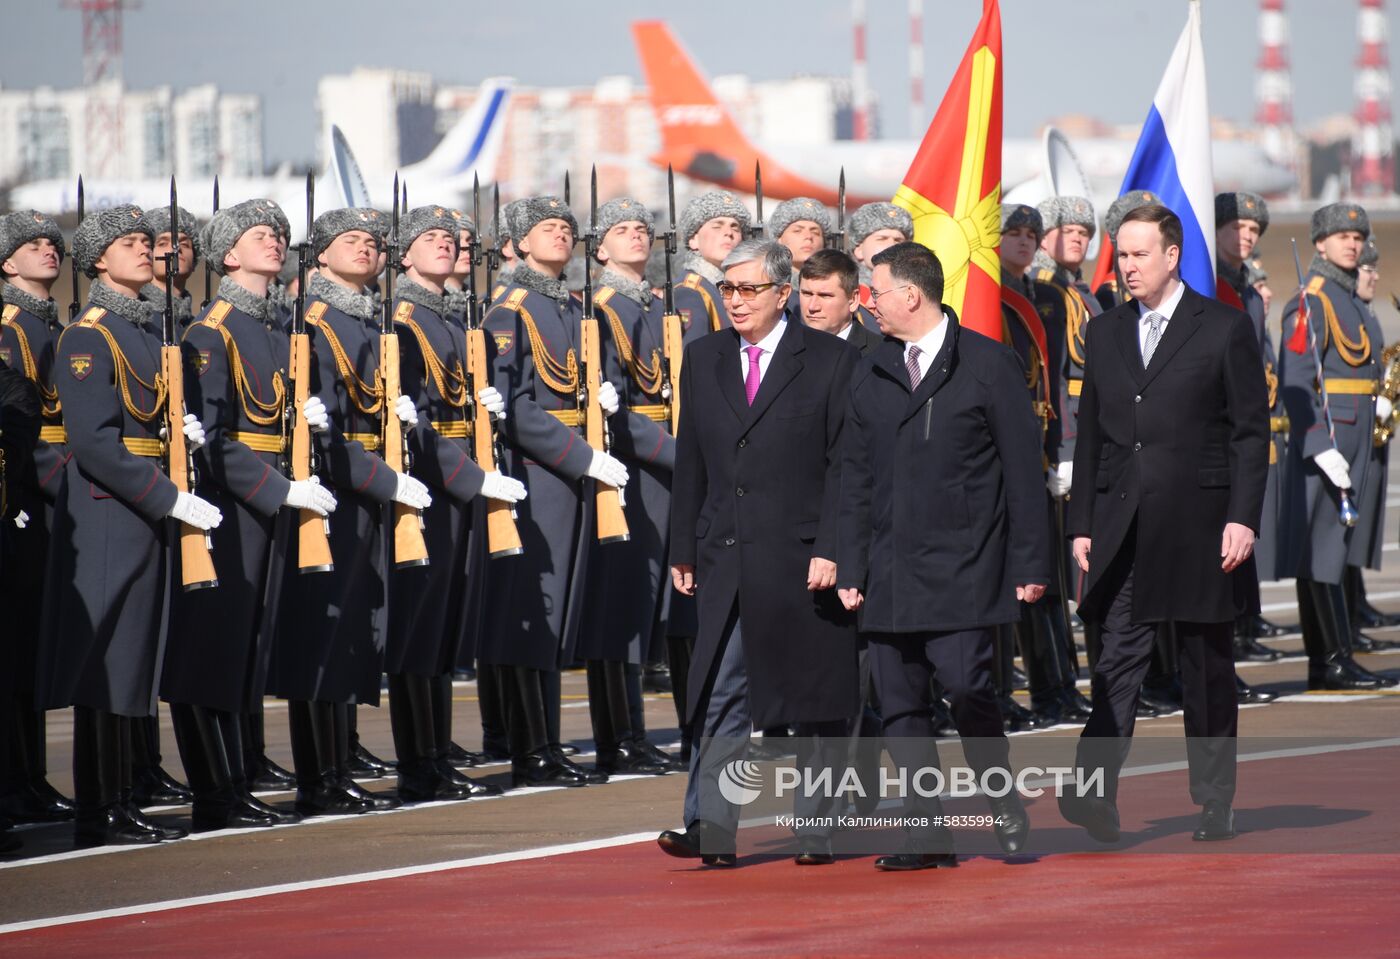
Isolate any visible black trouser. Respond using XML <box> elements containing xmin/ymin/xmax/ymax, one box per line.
<box><xmin>1076</xmin><ymin>537</ymin><xmax>1237</xmax><ymax>806</ymax></box>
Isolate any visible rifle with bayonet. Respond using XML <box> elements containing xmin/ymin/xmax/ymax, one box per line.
<box><xmin>202</xmin><ymin>177</ymin><xmax>219</xmax><ymax>309</ymax></box>
<box><xmin>466</xmin><ymin>175</ymin><xmax>523</xmax><ymax>557</ymax></box>
<box><xmin>287</xmin><ymin>171</ymin><xmax>334</xmax><ymax>572</ymax></box>
<box><xmin>752</xmin><ymin>161</ymin><xmax>765</xmax><ymax>239</ymax></box>
<box><xmin>382</xmin><ymin>175</ymin><xmax>430</xmax><ymax>567</ymax></box>
<box><xmin>660</xmin><ymin>165</ymin><xmax>684</xmax><ymax>433</ymax></box>
<box><xmin>829</xmin><ymin>168</ymin><xmax>846</xmax><ymax>249</ymax></box>
<box><xmin>69</xmin><ymin>175</ymin><xmax>84</xmax><ymax>323</ymax></box>
<box><xmin>160</xmin><ymin>176</ymin><xmax>218</xmax><ymax>590</ymax></box>
<box><xmin>579</xmin><ymin>167</ymin><xmax>629</xmax><ymax>543</ymax></box>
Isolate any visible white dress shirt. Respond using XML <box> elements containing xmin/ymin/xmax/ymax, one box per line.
<box><xmin>739</xmin><ymin>318</ymin><xmax>788</xmax><ymax>386</ymax></box>
<box><xmin>835</xmin><ymin>321</ymin><xmax>854</xmax><ymax>341</ymax></box>
<box><xmin>1137</xmin><ymin>278</ymin><xmax>1185</xmax><ymax>357</ymax></box>
<box><xmin>903</xmin><ymin>311</ymin><xmax>951</xmax><ymax>382</ymax></box>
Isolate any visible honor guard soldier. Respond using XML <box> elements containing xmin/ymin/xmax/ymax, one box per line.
<box><xmin>999</xmin><ymin>203</ymin><xmax>1090</xmax><ymax>727</ymax></box>
<box><xmin>1279</xmin><ymin>203</ymin><xmax>1396</xmax><ymax>690</ymax></box>
<box><xmin>443</xmin><ymin>208</ymin><xmax>477</xmax><ymax>327</ymax></box>
<box><xmin>1093</xmin><ymin>190</ymin><xmax>1157</xmax><ymax>311</ymax></box>
<box><xmin>265</xmin><ymin>203</ymin><xmax>296</xmax><ymax>329</ymax></box>
<box><xmin>675</xmin><ymin>191</ymin><xmax>750</xmax><ymax>334</ymax></box>
<box><xmin>162</xmin><ymin>200</ymin><xmax>332</xmax><ymax>832</ymax></box>
<box><xmin>480</xmin><ymin>196</ymin><xmax>625</xmax><ymax>787</ymax></box>
<box><xmin>492</xmin><ymin>199</ymin><xmax>528</xmax><ymax>299</ymax></box>
<box><xmin>39</xmin><ymin>206</ymin><xmax>221</xmax><ymax>845</ymax></box>
<box><xmin>0</xmin><ymin>211</ymin><xmax>77</xmax><ymax>826</ymax></box>
<box><xmin>270</xmin><ymin>207</ymin><xmax>427</xmax><ymax>815</ymax></box>
<box><xmin>142</xmin><ymin>204</ymin><xmax>201</xmax><ymax>331</ymax></box>
<box><xmin>585</xmin><ymin>197</ymin><xmax>685</xmax><ymax>775</ymax></box>
<box><xmin>767</xmin><ymin>197</ymin><xmax>833</xmax><ymax>320</ymax></box>
<box><xmin>387</xmin><ymin>205</ymin><xmax>520</xmax><ymax>801</ymax></box>
<box><xmin>848</xmin><ymin>201</ymin><xmax>912</xmax><ymax>316</ymax></box>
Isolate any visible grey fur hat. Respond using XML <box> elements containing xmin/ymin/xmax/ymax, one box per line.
<box><xmin>497</xmin><ymin>198</ymin><xmax>529</xmax><ymax>251</ymax></box>
<box><xmin>595</xmin><ymin>197</ymin><xmax>655</xmax><ymax>239</ymax></box>
<box><xmin>266</xmin><ymin>200</ymin><xmax>292</xmax><ymax>242</ymax></box>
<box><xmin>0</xmin><ymin>209</ymin><xmax>66</xmax><ymax>265</ymax></box>
<box><xmin>1310</xmin><ymin>202</ymin><xmax>1370</xmax><ymax>243</ymax></box>
<box><xmin>144</xmin><ymin>204</ymin><xmax>203</xmax><ymax>262</ymax></box>
<box><xmin>1214</xmin><ymin>192</ymin><xmax>1269</xmax><ymax>235</ymax></box>
<box><xmin>1038</xmin><ymin>196</ymin><xmax>1097</xmax><ymax>238</ymax></box>
<box><xmin>73</xmin><ymin>205</ymin><xmax>154</xmax><ymax>278</ymax></box>
<box><xmin>768</xmin><ymin>197</ymin><xmax>833</xmax><ymax>239</ymax></box>
<box><xmin>1360</xmin><ymin>235</ymin><xmax>1380</xmax><ymax>268</ymax></box>
<box><xmin>513</xmin><ymin>195</ymin><xmax>579</xmax><ymax>243</ymax></box>
<box><xmin>1245</xmin><ymin>256</ymin><xmax>1269</xmax><ymax>285</ymax></box>
<box><xmin>201</xmin><ymin>199</ymin><xmax>284</xmax><ymax>276</ymax></box>
<box><xmin>849</xmin><ymin>202</ymin><xmax>913</xmax><ymax>248</ymax></box>
<box><xmin>679</xmin><ymin>191</ymin><xmax>751</xmax><ymax>245</ymax></box>
<box><xmin>999</xmin><ymin>203</ymin><xmax>1042</xmax><ymax>239</ymax></box>
<box><xmin>448</xmin><ymin>208</ymin><xmax>476</xmax><ymax>239</ymax></box>
<box><xmin>1104</xmin><ymin>190</ymin><xmax>1158</xmax><ymax>241</ymax></box>
<box><xmin>311</xmin><ymin>207</ymin><xmax>386</xmax><ymax>263</ymax></box>
<box><xmin>398</xmin><ymin>205</ymin><xmax>462</xmax><ymax>258</ymax></box>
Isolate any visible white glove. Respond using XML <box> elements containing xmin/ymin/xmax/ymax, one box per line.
<box><xmin>1377</xmin><ymin>395</ymin><xmax>1393</xmax><ymax>425</ymax></box>
<box><xmin>481</xmin><ymin>471</ymin><xmax>527</xmax><ymax>504</ymax></box>
<box><xmin>478</xmin><ymin>386</ymin><xmax>506</xmax><ymax>419</ymax></box>
<box><xmin>169</xmin><ymin>490</ymin><xmax>223</xmax><ymax>531</ymax></box>
<box><xmin>13</xmin><ymin>509</ymin><xmax>29</xmax><ymax>530</ymax></box>
<box><xmin>1047</xmin><ymin>461</ymin><xmax>1072</xmax><ymax>498</ymax></box>
<box><xmin>284</xmin><ymin>477</ymin><xmax>338</xmax><ymax>517</ymax></box>
<box><xmin>393</xmin><ymin>471</ymin><xmax>433</xmax><ymax>509</ymax></box>
<box><xmin>597</xmin><ymin>381</ymin><xmax>620</xmax><ymax>417</ymax></box>
<box><xmin>395</xmin><ymin>394</ymin><xmax>419</xmax><ymax>429</ymax></box>
<box><xmin>302</xmin><ymin>395</ymin><xmax>330</xmax><ymax>434</ymax></box>
<box><xmin>586</xmin><ymin>449</ymin><xmax>629</xmax><ymax>489</ymax></box>
<box><xmin>1312</xmin><ymin>448</ymin><xmax>1353</xmax><ymax>490</ymax></box>
<box><xmin>182</xmin><ymin>412</ymin><xmax>206</xmax><ymax>450</ymax></box>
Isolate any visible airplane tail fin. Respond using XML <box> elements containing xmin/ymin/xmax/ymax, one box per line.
<box><xmin>414</xmin><ymin>78</ymin><xmax>513</xmax><ymax>181</ymax></box>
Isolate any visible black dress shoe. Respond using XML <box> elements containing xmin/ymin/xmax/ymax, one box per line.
<box><xmin>131</xmin><ymin>766</ymin><xmax>193</xmax><ymax>806</ymax></box>
<box><xmin>596</xmin><ymin>741</ymin><xmax>673</xmax><ymax>776</ymax></box>
<box><xmin>248</xmin><ymin>756</ymin><xmax>297</xmax><ymax>792</ymax></box>
<box><xmin>642</xmin><ymin>667</ymin><xmax>673</xmax><ymax>694</ymax></box>
<box><xmin>554</xmin><ymin>743</ymin><xmax>580</xmax><ymax>757</ymax></box>
<box><xmin>511</xmin><ymin>751</ymin><xmax>595</xmax><ymax>788</ymax></box>
<box><xmin>122</xmin><ymin>803</ymin><xmax>189</xmax><ymax>841</ymax></box>
<box><xmin>191</xmin><ymin>801</ymin><xmax>278</xmax><ymax>833</ymax></box>
<box><xmin>1193</xmin><ymin>800</ymin><xmax>1236</xmax><ymax>841</ymax></box>
<box><xmin>346</xmin><ymin>744</ymin><xmax>394</xmax><ymax>779</ymax></box>
<box><xmin>631</xmin><ymin>738</ymin><xmax>685</xmax><ymax>773</ymax></box>
<box><xmin>657</xmin><ymin>820</ymin><xmax>736</xmax><ymax>864</ymax></box>
<box><xmin>1236</xmin><ymin>677</ymin><xmax>1279</xmax><ymax>705</ymax></box>
<box><xmin>1</xmin><ymin>783</ymin><xmax>77</xmax><ymax>823</ymax></box>
<box><xmin>550</xmin><ymin>747</ymin><xmax>608</xmax><ymax>784</ymax></box>
<box><xmin>1138</xmin><ymin>685</ymin><xmax>1182</xmax><ymax>715</ymax></box>
<box><xmin>1058</xmin><ymin>794</ymin><xmax>1121</xmax><ymax>843</ymax></box>
<box><xmin>294</xmin><ymin>781</ymin><xmax>374</xmax><ymax>817</ymax></box>
<box><xmin>339</xmin><ymin>778</ymin><xmax>401</xmax><ymax>810</ymax></box>
<box><xmin>744</xmin><ymin>739</ymin><xmax>789</xmax><ymax>762</ymax></box>
<box><xmin>930</xmin><ymin>699</ymin><xmax>958</xmax><ymax>737</ymax></box>
<box><xmin>433</xmin><ymin>759</ymin><xmax>504</xmax><ymax>797</ymax></box>
<box><xmin>989</xmin><ymin>795</ymin><xmax>1030</xmax><ymax>854</ymax></box>
<box><xmin>1059</xmin><ymin>687</ymin><xmax>1094</xmax><ymax>722</ymax></box>
<box><xmin>794</xmin><ymin>835</ymin><xmax>834</xmax><ymax>865</ymax></box>
<box><xmin>1309</xmin><ymin>657</ymin><xmax>1396</xmax><ymax>691</ymax></box>
<box><xmin>444</xmin><ymin>741</ymin><xmax>480</xmax><ymax>767</ymax></box>
<box><xmin>236</xmin><ymin>793</ymin><xmax>301</xmax><ymax>824</ymax></box>
<box><xmin>999</xmin><ymin>694</ymin><xmax>1043</xmax><ymax>732</ymax></box>
<box><xmin>1135</xmin><ymin>701</ymin><xmax>1165</xmax><ymax>719</ymax></box>
<box><xmin>873</xmin><ymin>852</ymin><xmax>958</xmax><ymax>871</ymax></box>
<box><xmin>1234</xmin><ymin>635</ymin><xmax>1283</xmax><ymax>662</ymax></box>
<box><xmin>75</xmin><ymin>805</ymin><xmax>168</xmax><ymax>846</ymax></box>
<box><xmin>1353</xmin><ymin>632</ymin><xmax>1400</xmax><ymax>653</ymax></box>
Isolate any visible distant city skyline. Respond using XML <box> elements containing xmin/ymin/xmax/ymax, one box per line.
<box><xmin>1</xmin><ymin>0</ymin><xmax>1393</xmax><ymax>168</ymax></box>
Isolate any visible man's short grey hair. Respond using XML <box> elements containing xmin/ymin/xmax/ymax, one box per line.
<box><xmin>721</xmin><ymin>238</ymin><xmax>792</xmax><ymax>285</ymax></box>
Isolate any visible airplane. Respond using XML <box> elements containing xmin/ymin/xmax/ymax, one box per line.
<box><xmin>7</xmin><ymin>79</ymin><xmax>514</xmax><ymax>242</ymax></box>
<box><xmin>630</xmin><ymin>21</ymin><xmax>1296</xmax><ymax>211</ymax></box>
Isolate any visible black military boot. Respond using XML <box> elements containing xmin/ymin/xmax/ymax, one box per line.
<box><xmin>171</xmin><ymin>703</ymin><xmax>276</xmax><ymax>832</ymax></box>
<box><xmin>391</xmin><ymin>673</ymin><xmax>483</xmax><ymax>802</ymax></box>
<box><xmin>1345</xmin><ymin>566</ymin><xmax>1400</xmax><ymax>652</ymax></box>
<box><xmin>130</xmin><ymin>713</ymin><xmax>192</xmax><ymax>806</ymax></box>
<box><xmin>475</xmin><ymin>663</ymin><xmax>511</xmax><ymax>762</ymax></box>
<box><xmin>590</xmin><ymin>660</ymin><xmax>669</xmax><ymax>776</ymax></box>
<box><xmin>1303</xmin><ymin>579</ymin><xmax>1397</xmax><ymax>690</ymax></box>
<box><xmin>218</xmin><ymin>710</ymin><xmax>299</xmax><ymax>825</ymax></box>
<box><xmin>431</xmin><ymin>673</ymin><xmax>484</xmax><ymax>768</ymax></box>
<box><xmin>112</xmin><ymin>714</ymin><xmax>188</xmax><ymax>843</ymax></box>
<box><xmin>2</xmin><ymin>702</ymin><xmax>75</xmax><ymax>823</ymax></box>
<box><xmin>289</xmin><ymin>700</ymin><xmax>373</xmax><ymax>817</ymax></box>
<box><xmin>992</xmin><ymin>626</ymin><xmax>1041</xmax><ymax>731</ymax></box>
<box><xmin>504</xmin><ymin>666</ymin><xmax>595</xmax><ymax>787</ymax></box>
<box><xmin>345</xmin><ymin>705</ymin><xmax>394</xmax><ymax>779</ymax></box>
<box><xmin>242</xmin><ymin>705</ymin><xmax>295</xmax><ymax>792</ymax></box>
<box><xmin>333</xmin><ymin>703</ymin><xmax>400</xmax><ymax>810</ymax></box>
<box><xmin>73</xmin><ymin>707</ymin><xmax>162</xmax><ymax>846</ymax></box>
<box><xmin>1021</xmin><ymin>604</ymin><xmax>1073</xmax><ymax>726</ymax></box>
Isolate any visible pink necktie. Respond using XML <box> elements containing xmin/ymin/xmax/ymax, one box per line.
<box><xmin>744</xmin><ymin>345</ymin><xmax>763</xmax><ymax>405</ymax></box>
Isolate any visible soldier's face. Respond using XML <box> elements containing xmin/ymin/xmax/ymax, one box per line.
<box><xmin>405</xmin><ymin>228</ymin><xmax>457</xmax><ymax>281</ymax></box>
<box><xmin>799</xmin><ymin>273</ymin><xmax>857</xmax><ymax>335</ymax></box>
<box><xmin>1216</xmin><ymin>219</ymin><xmax>1261</xmax><ymax>265</ymax></box>
<box><xmin>152</xmin><ymin>231</ymin><xmax>196</xmax><ymax>281</ymax></box>
<box><xmin>1116</xmin><ymin>221</ymin><xmax>1180</xmax><ymax>305</ymax></box>
<box><xmin>319</xmin><ymin>230</ymin><xmax>380</xmax><ymax>284</ymax></box>
<box><xmin>3</xmin><ymin>238</ymin><xmax>62</xmax><ymax>283</ymax></box>
<box><xmin>723</xmin><ymin>258</ymin><xmax>787</xmax><ymax>343</ymax></box>
<box><xmin>227</xmin><ymin>225</ymin><xmax>285</xmax><ymax>278</ymax></box>
<box><xmin>95</xmin><ymin>232</ymin><xmax>154</xmax><ymax>288</ymax></box>
<box><xmin>519</xmin><ymin>219</ymin><xmax>574</xmax><ymax>270</ymax></box>
<box><xmin>853</xmin><ymin>228</ymin><xmax>906</xmax><ymax>267</ymax></box>
<box><xmin>1254</xmin><ymin>278</ymin><xmax>1273</xmax><ymax>312</ymax></box>
<box><xmin>1316</xmin><ymin>230</ymin><xmax>1365</xmax><ymax>270</ymax></box>
<box><xmin>778</xmin><ymin>221</ymin><xmax>825</xmax><ymax>269</ymax></box>
<box><xmin>453</xmin><ymin>231</ymin><xmax>474</xmax><ymax>276</ymax></box>
<box><xmin>599</xmin><ymin>221</ymin><xmax>651</xmax><ymax>269</ymax></box>
<box><xmin>999</xmin><ymin>226</ymin><xmax>1039</xmax><ymax>275</ymax></box>
<box><xmin>1358</xmin><ymin>263</ymin><xmax>1379</xmax><ymax>303</ymax></box>
<box><xmin>689</xmin><ymin>217</ymin><xmax>743</xmax><ymax>266</ymax></box>
<box><xmin>1043</xmin><ymin>224</ymin><xmax>1090</xmax><ymax>268</ymax></box>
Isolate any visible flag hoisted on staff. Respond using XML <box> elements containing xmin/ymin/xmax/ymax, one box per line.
<box><xmin>1116</xmin><ymin>0</ymin><xmax>1217</xmax><ymax>298</ymax></box>
<box><xmin>892</xmin><ymin>0</ymin><xmax>1003</xmax><ymax>340</ymax></box>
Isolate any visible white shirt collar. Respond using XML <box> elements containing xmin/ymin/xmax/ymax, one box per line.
<box><xmin>744</xmin><ymin>317</ymin><xmax>788</xmax><ymax>355</ymax></box>
<box><xmin>835</xmin><ymin>321</ymin><xmax>853</xmax><ymax>341</ymax></box>
<box><xmin>1137</xmin><ymin>278</ymin><xmax>1186</xmax><ymax>322</ymax></box>
<box><xmin>906</xmin><ymin>312</ymin><xmax>950</xmax><ymax>360</ymax></box>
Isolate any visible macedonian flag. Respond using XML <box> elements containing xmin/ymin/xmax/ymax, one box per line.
<box><xmin>893</xmin><ymin>0</ymin><xmax>1002</xmax><ymax>340</ymax></box>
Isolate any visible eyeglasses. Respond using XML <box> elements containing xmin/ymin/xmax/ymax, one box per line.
<box><xmin>1359</xmin><ymin>265</ymin><xmax>1379</xmax><ymax>275</ymax></box>
<box><xmin>717</xmin><ymin>281</ymin><xmax>781</xmax><ymax>302</ymax></box>
<box><xmin>868</xmin><ymin>284</ymin><xmax>912</xmax><ymax>302</ymax></box>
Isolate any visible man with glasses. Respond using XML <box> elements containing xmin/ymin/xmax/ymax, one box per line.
<box><xmin>659</xmin><ymin>239</ymin><xmax>859</xmax><ymax>867</ymax></box>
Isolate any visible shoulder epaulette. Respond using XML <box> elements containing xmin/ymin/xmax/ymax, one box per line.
<box><xmin>78</xmin><ymin>307</ymin><xmax>107</xmax><ymax>327</ymax></box>
<box><xmin>681</xmin><ymin>274</ymin><xmax>703</xmax><ymax>290</ymax></box>
<box><xmin>304</xmin><ymin>301</ymin><xmax>329</xmax><ymax>326</ymax></box>
<box><xmin>491</xmin><ymin>284</ymin><xmax>506</xmax><ymax>301</ymax></box>
<box><xmin>202</xmin><ymin>299</ymin><xmax>233</xmax><ymax>329</ymax></box>
<box><xmin>1306</xmin><ymin>275</ymin><xmax>1326</xmax><ymax>295</ymax></box>
<box><xmin>505</xmin><ymin>288</ymin><xmax>529</xmax><ymax>310</ymax></box>
<box><xmin>595</xmin><ymin>287</ymin><xmax>616</xmax><ymax>307</ymax></box>
<box><xmin>1035</xmin><ymin>268</ymin><xmax>1057</xmax><ymax>284</ymax></box>
<box><xmin>1</xmin><ymin>304</ymin><xmax>17</xmax><ymax>324</ymax></box>
<box><xmin>393</xmin><ymin>300</ymin><xmax>415</xmax><ymax>325</ymax></box>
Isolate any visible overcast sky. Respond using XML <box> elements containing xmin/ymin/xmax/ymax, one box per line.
<box><xmin>1</xmin><ymin>0</ymin><xmax>1387</xmax><ymax>165</ymax></box>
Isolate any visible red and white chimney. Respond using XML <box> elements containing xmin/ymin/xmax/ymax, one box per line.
<box><xmin>908</xmin><ymin>0</ymin><xmax>925</xmax><ymax>136</ymax></box>
<box><xmin>852</xmin><ymin>0</ymin><xmax>871</xmax><ymax>140</ymax></box>
<box><xmin>1352</xmin><ymin>0</ymin><xmax>1394</xmax><ymax>196</ymax></box>
<box><xmin>1254</xmin><ymin>0</ymin><xmax>1296</xmax><ymax>187</ymax></box>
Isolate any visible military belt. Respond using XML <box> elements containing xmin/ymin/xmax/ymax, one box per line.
<box><xmin>627</xmin><ymin>404</ymin><xmax>669</xmax><ymax>422</ymax></box>
<box><xmin>1067</xmin><ymin>379</ymin><xmax>1083</xmax><ymax>397</ymax></box>
<box><xmin>1323</xmin><ymin>378</ymin><xmax>1378</xmax><ymax>395</ymax></box>
<box><xmin>39</xmin><ymin>425</ymin><xmax>67</xmax><ymax>444</ymax></box>
<box><xmin>122</xmin><ymin>437</ymin><xmax>164</xmax><ymax>458</ymax></box>
<box><xmin>344</xmin><ymin>431</ymin><xmax>383</xmax><ymax>451</ymax></box>
<box><xmin>431</xmin><ymin>420</ymin><xmax>471</xmax><ymax>439</ymax></box>
<box><xmin>545</xmin><ymin>409</ymin><xmax>585</xmax><ymax>427</ymax></box>
<box><xmin>1269</xmin><ymin>416</ymin><xmax>1291</xmax><ymax>434</ymax></box>
<box><xmin>228</xmin><ymin>431</ymin><xmax>286</xmax><ymax>453</ymax></box>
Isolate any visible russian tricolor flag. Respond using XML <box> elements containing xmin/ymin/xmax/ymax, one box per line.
<box><xmin>1118</xmin><ymin>0</ymin><xmax>1216</xmax><ymax>297</ymax></box>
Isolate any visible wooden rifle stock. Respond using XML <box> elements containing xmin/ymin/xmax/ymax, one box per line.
<box><xmin>662</xmin><ymin>312</ymin><xmax>683</xmax><ymax>434</ymax></box>
<box><xmin>466</xmin><ymin>327</ymin><xmax>523</xmax><ymax>557</ymax></box>
<box><xmin>381</xmin><ymin>330</ymin><xmax>430</xmax><ymax>567</ymax></box>
<box><xmin>580</xmin><ymin>317</ymin><xmax>629</xmax><ymax>544</ymax></box>
<box><xmin>289</xmin><ymin>330</ymin><xmax>333</xmax><ymax>572</ymax></box>
<box><xmin>162</xmin><ymin>344</ymin><xmax>218</xmax><ymax>590</ymax></box>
